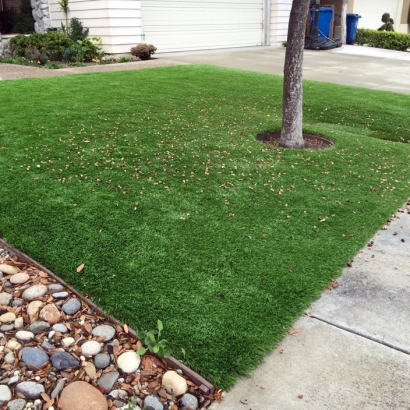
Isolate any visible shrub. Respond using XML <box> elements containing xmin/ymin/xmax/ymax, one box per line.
<box><xmin>118</xmin><ymin>56</ymin><xmax>132</xmax><ymax>63</ymax></box>
<box><xmin>0</xmin><ymin>55</ymin><xmax>27</xmax><ymax>65</ymax></box>
<box><xmin>68</xmin><ymin>17</ymin><xmax>89</xmax><ymax>42</ymax></box>
<box><xmin>378</xmin><ymin>13</ymin><xmax>394</xmax><ymax>32</ymax></box>
<box><xmin>130</xmin><ymin>43</ymin><xmax>157</xmax><ymax>60</ymax></box>
<box><xmin>356</xmin><ymin>29</ymin><xmax>410</xmax><ymax>51</ymax></box>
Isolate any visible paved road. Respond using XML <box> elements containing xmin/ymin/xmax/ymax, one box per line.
<box><xmin>159</xmin><ymin>45</ymin><xmax>410</xmax><ymax>94</ymax></box>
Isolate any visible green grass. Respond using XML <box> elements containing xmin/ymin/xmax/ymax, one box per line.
<box><xmin>0</xmin><ymin>65</ymin><xmax>409</xmax><ymax>388</ymax></box>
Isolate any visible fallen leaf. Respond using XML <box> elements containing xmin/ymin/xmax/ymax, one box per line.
<box><xmin>298</xmin><ymin>394</ymin><xmax>304</xmax><ymax>399</ymax></box>
<box><xmin>76</xmin><ymin>264</ymin><xmax>84</xmax><ymax>273</ymax></box>
<box><xmin>288</xmin><ymin>329</ymin><xmax>301</xmax><ymax>335</ymax></box>
<box><xmin>123</xmin><ymin>324</ymin><xmax>129</xmax><ymax>334</ymax></box>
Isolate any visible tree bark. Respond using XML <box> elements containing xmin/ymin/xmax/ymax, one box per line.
<box><xmin>279</xmin><ymin>0</ymin><xmax>311</xmax><ymax>149</ymax></box>
<box><xmin>340</xmin><ymin>0</ymin><xmax>348</xmax><ymax>44</ymax></box>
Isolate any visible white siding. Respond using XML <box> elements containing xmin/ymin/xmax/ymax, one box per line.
<box><xmin>48</xmin><ymin>0</ymin><xmax>142</xmax><ymax>54</ymax></box>
<box><xmin>270</xmin><ymin>0</ymin><xmax>292</xmax><ymax>44</ymax></box>
<box><xmin>141</xmin><ymin>0</ymin><xmax>264</xmax><ymax>53</ymax></box>
<box><xmin>353</xmin><ymin>0</ymin><xmax>399</xmax><ymax>30</ymax></box>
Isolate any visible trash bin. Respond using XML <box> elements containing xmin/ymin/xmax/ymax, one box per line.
<box><xmin>310</xmin><ymin>7</ymin><xmax>334</xmax><ymax>38</ymax></box>
<box><xmin>346</xmin><ymin>14</ymin><xmax>361</xmax><ymax>44</ymax></box>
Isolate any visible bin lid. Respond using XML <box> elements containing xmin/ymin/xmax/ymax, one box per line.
<box><xmin>346</xmin><ymin>14</ymin><xmax>362</xmax><ymax>18</ymax></box>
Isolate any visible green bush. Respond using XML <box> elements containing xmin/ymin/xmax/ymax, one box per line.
<box><xmin>0</xmin><ymin>55</ymin><xmax>28</xmax><ymax>65</ymax></box>
<box><xmin>378</xmin><ymin>13</ymin><xmax>394</xmax><ymax>32</ymax></box>
<box><xmin>356</xmin><ymin>29</ymin><xmax>410</xmax><ymax>51</ymax></box>
<box><xmin>68</xmin><ymin>17</ymin><xmax>89</xmax><ymax>42</ymax></box>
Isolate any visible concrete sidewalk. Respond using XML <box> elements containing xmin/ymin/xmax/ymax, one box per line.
<box><xmin>159</xmin><ymin>45</ymin><xmax>410</xmax><ymax>94</ymax></box>
<box><xmin>209</xmin><ymin>201</ymin><xmax>410</xmax><ymax>409</ymax></box>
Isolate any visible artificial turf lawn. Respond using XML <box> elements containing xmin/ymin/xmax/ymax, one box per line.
<box><xmin>0</xmin><ymin>65</ymin><xmax>409</xmax><ymax>388</ymax></box>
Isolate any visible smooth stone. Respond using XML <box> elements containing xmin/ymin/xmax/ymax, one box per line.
<box><xmin>84</xmin><ymin>361</ymin><xmax>96</xmax><ymax>378</ymax></box>
<box><xmin>50</xmin><ymin>352</ymin><xmax>79</xmax><ymax>370</ymax></box>
<box><xmin>62</xmin><ymin>298</ymin><xmax>81</xmax><ymax>315</ymax></box>
<box><xmin>179</xmin><ymin>393</ymin><xmax>199</xmax><ymax>410</ymax></box>
<box><xmin>91</xmin><ymin>325</ymin><xmax>116</xmax><ymax>342</ymax></box>
<box><xmin>10</xmin><ymin>273</ymin><xmax>29</xmax><ymax>285</ymax></box>
<box><xmin>16</xmin><ymin>331</ymin><xmax>35</xmax><ymax>342</ymax></box>
<box><xmin>59</xmin><ymin>381</ymin><xmax>108</xmax><ymax>410</ymax></box>
<box><xmin>0</xmin><ymin>292</ymin><xmax>13</xmax><ymax>306</ymax></box>
<box><xmin>81</xmin><ymin>340</ymin><xmax>101</xmax><ymax>356</ymax></box>
<box><xmin>48</xmin><ymin>284</ymin><xmax>64</xmax><ymax>291</ymax></box>
<box><xmin>8</xmin><ymin>376</ymin><xmax>19</xmax><ymax>386</ymax></box>
<box><xmin>94</xmin><ymin>353</ymin><xmax>110</xmax><ymax>369</ymax></box>
<box><xmin>1</xmin><ymin>324</ymin><xmax>14</xmax><ymax>332</ymax></box>
<box><xmin>22</xmin><ymin>347</ymin><xmax>49</xmax><ymax>368</ymax></box>
<box><xmin>117</xmin><ymin>351</ymin><xmax>140</xmax><ymax>373</ymax></box>
<box><xmin>0</xmin><ymin>312</ymin><xmax>16</xmax><ymax>323</ymax></box>
<box><xmin>7</xmin><ymin>398</ymin><xmax>26</xmax><ymax>410</ymax></box>
<box><xmin>61</xmin><ymin>337</ymin><xmax>75</xmax><ymax>348</ymax></box>
<box><xmin>27</xmin><ymin>301</ymin><xmax>44</xmax><ymax>317</ymax></box>
<box><xmin>52</xmin><ymin>291</ymin><xmax>68</xmax><ymax>299</ymax></box>
<box><xmin>14</xmin><ymin>317</ymin><xmax>24</xmax><ymax>329</ymax></box>
<box><xmin>144</xmin><ymin>395</ymin><xmax>164</xmax><ymax>410</ymax></box>
<box><xmin>4</xmin><ymin>352</ymin><xmax>15</xmax><ymax>364</ymax></box>
<box><xmin>41</xmin><ymin>340</ymin><xmax>55</xmax><ymax>350</ymax></box>
<box><xmin>6</xmin><ymin>339</ymin><xmax>22</xmax><ymax>351</ymax></box>
<box><xmin>109</xmin><ymin>389</ymin><xmax>128</xmax><ymax>400</ymax></box>
<box><xmin>11</xmin><ymin>299</ymin><xmax>24</xmax><ymax>307</ymax></box>
<box><xmin>50</xmin><ymin>379</ymin><xmax>65</xmax><ymax>398</ymax></box>
<box><xmin>0</xmin><ymin>385</ymin><xmax>12</xmax><ymax>405</ymax></box>
<box><xmin>28</xmin><ymin>321</ymin><xmax>50</xmax><ymax>335</ymax></box>
<box><xmin>161</xmin><ymin>371</ymin><xmax>188</xmax><ymax>396</ymax></box>
<box><xmin>52</xmin><ymin>323</ymin><xmax>68</xmax><ymax>333</ymax></box>
<box><xmin>15</xmin><ymin>382</ymin><xmax>45</xmax><ymax>399</ymax></box>
<box><xmin>0</xmin><ymin>264</ymin><xmax>19</xmax><ymax>274</ymax></box>
<box><xmin>39</xmin><ymin>304</ymin><xmax>60</xmax><ymax>325</ymax></box>
<box><xmin>22</xmin><ymin>284</ymin><xmax>47</xmax><ymax>301</ymax></box>
<box><xmin>97</xmin><ymin>371</ymin><xmax>119</xmax><ymax>392</ymax></box>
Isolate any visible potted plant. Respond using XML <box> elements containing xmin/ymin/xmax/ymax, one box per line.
<box><xmin>130</xmin><ymin>43</ymin><xmax>157</xmax><ymax>60</ymax></box>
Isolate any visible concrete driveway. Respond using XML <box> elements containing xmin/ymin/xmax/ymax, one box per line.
<box><xmin>159</xmin><ymin>45</ymin><xmax>410</xmax><ymax>94</ymax></box>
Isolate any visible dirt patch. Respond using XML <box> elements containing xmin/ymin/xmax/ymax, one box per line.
<box><xmin>256</xmin><ymin>131</ymin><xmax>334</xmax><ymax>150</ymax></box>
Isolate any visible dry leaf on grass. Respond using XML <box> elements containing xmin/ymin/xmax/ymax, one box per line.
<box><xmin>76</xmin><ymin>264</ymin><xmax>84</xmax><ymax>273</ymax></box>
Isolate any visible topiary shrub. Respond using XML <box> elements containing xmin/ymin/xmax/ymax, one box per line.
<box><xmin>68</xmin><ymin>17</ymin><xmax>89</xmax><ymax>42</ymax></box>
<box><xmin>130</xmin><ymin>43</ymin><xmax>157</xmax><ymax>60</ymax></box>
<box><xmin>356</xmin><ymin>29</ymin><xmax>410</xmax><ymax>51</ymax></box>
<box><xmin>378</xmin><ymin>13</ymin><xmax>394</xmax><ymax>32</ymax></box>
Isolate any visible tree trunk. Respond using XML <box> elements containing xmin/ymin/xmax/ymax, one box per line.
<box><xmin>340</xmin><ymin>0</ymin><xmax>348</xmax><ymax>44</ymax></box>
<box><xmin>279</xmin><ymin>0</ymin><xmax>311</xmax><ymax>149</ymax></box>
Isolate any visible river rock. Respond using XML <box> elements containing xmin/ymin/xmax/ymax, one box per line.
<box><xmin>59</xmin><ymin>381</ymin><xmax>108</xmax><ymax>410</ymax></box>
<box><xmin>84</xmin><ymin>361</ymin><xmax>96</xmax><ymax>378</ymax></box>
<box><xmin>62</xmin><ymin>298</ymin><xmax>81</xmax><ymax>315</ymax></box>
<box><xmin>179</xmin><ymin>393</ymin><xmax>199</xmax><ymax>410</ymax></box>
<box><xmin>14</xmin><ymin>317</ymin><xmax>24</xmax><ymax>329</ymax></box>
<box><xmin>81</xmin><ymin>340</ymin><xmax>101</xmax><ymax>356</ymax></box>
<box><xmin>0</xmin><ymin>385</ymin><xmax>12</xmax><ymax>405</ymax></box>
<box><xmin>6</xmin><ymin>339</ymin><xmax>22</xmax><ymax>351</ymax></box>
<box><xmin>11</xmin><ymin>299</ymin><xmax>24</xmax><ymax>307</ymax></box>
<box><xmin>16</xmin><ymin>331</ymin><xmax>35</xmax><ymax>342</ymax></box>
<box><xmin>94</xmin><ymin>353</ymin><xmax>110</xmax><ymax>369</ymax></box>
<box><xmin>52</xmin><ymin>291</ymin><xmax>68</xmax><ymax>299</ymax></box>
<box><xmin>1</xmin><ymin>324</ymin><xmax>14</xmax><ymax>331</ymax></box>
<box><xmin>50</xmin><ymin>352</ymin><xmax>79</xmax><ymax>370</ymax></box>
<box><xmin>117</xmin><ymin>351</ymin><xmax>140</xmax><ymax>373</ymax></box>
<box><xmin>15</xmin><ymin>382</ymin><xmax>45</xmax><ymax>399</ymax></box>
<box><xmin>91</xmin><ymin>325</ymin><xmax>115</xmax><ymax>342</ymax></box>
<box><xmin>161</xmin><ymin>371</ymin><xmax>188</xmax><ymax>396</ymax></box>
<box><xmin>61</xmin><ymin>337</ymin><xmax>75</xmax><ymax>349</ymax></box>
<box><xmin>9</xmin><ymin>272</ymin><xmax>29</xmax><ymax>285</ymax></box>
<box><xmin>144</xmin><ymin>395</ymin><xmax>163</xmax><ymax>410</ymax></box>
<box><xmin>28</xmin><ymin>321</ymin><xmax>50</xmax><ymax>335</ymax></box>
<box><xmin>27</xmin><ymin>301</ymin><xmax>44</xmax><ymax>317</ymax></box>
<box><xmin>22</xmin><ymin>347</ymin><xmax>49</xmax><ymax>368</ymax></box>
<box><xmin>4</xmin><ymin>352</ymin><xmax>15</xmax><ymax>364</ymax></box>
<box><xmin>48</xmin><ymin>284</ymin><xmax>64</xmax><ymax>291</ymax></box>
<box><xmin>39</xmin><ymin>304</ymin><xmax>60</xmax><ymax>325</ymax></box>
<box><xmin>97</xmin><ymin>371</ymin><xmax>119</xmax><ymax>392</ymax></box>
<box><xmin>22</xmin><ymin>284</ymin><xmax>47</xmax><ymax>301</ymax></box>
<box><xmin>0</xmin><ymin>292</ymin><xmax>13</xmax><ymax>305</ymax></box>
<box><xmin>0</xmin><ymin>264</ymin><xmax>19</xmax><ymax>274</ymax></box>
<box><xmin>0</xmin><ymin>312</ymin><xmax>16</xmax><ymax>323</ymax></box>
<box><xmin>52</xmin><ymin>323</ymin><xmax>68</xmax><ymax>333</ymax></box>
<box><xmin>50</xmin><ymin>379</ymin><xmax>65</xmax><ymax>398</ymax></box>
<box><xmin>6</xmin><ymin>398</ymin><xmax>26</xmax><ymax>410</ymax></box>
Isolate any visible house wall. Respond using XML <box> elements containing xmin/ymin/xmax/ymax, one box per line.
<box><xmin>270</xmin><ymin>0</ymin><xmax>292</xmax><ymax>43</ymax></box>
<box><xmin>352</xmin><ymin>0</ymin><xmax>399</xmax><ymax>30</ymax></box>
<box><xmin>48</xmin><ymin>0</ymin><xmax>142</xmax><ymax>54</ymax></box>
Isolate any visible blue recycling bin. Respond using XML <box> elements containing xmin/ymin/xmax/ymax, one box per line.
<box><xmin>346</xmin><ymin>14</ymin><xmax>361</xmax><ymax>44</ymax></box>
<box><xmin>310</xmin><ymin>7</ymin><xmax>334</xmax><ymax>38</ymax></box>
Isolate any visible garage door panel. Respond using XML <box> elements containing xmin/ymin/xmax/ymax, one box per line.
<box><xmin>142</xmin><ymin>0</ymin><xmax>264</xmax><ymax>52</ymax></box>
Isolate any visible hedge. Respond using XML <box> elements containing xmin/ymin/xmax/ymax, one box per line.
<box><xmin>355</xmin><ymin>29</ymin><xmax>410</xmax><ymax>51</ymax></box>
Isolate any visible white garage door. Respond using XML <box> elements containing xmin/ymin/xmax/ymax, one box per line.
<box><xmin>141</xmin><ymin>0</ymin><xmax>265</xmax><ymax>52</ymax></box>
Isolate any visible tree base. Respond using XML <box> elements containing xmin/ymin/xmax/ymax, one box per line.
<box><xmin>256</xmin><ymin>131</ymin><xmax>333</xmax><ymax>150</ymax></box>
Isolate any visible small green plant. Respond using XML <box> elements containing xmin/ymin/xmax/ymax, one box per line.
<box><xmin>378</xmin><ymin>13</ymin><xmax>394</xmax><ymax>32</ymax></box>
<box><xmin>69</xmin><ymin>61</ymin><xmax>85</xmax><ymax>67</ymax></box>
<box><xmin>68</xmin><ymin>17</ymin><xmax>89</xmax><ymax>42</ymax></box>
<box><xmin>130</xmin><ymin>43</ymin><xmax>157</xmax><ymax>60</ymax></box>
<box><xmin>58</xmin><ymin>0</ymin><xmax>69</xmax><ymax>29</ymax></box>
<box><xmin>136</xmin><ymin>320</ymin><xmax>171</xmax><ymax>358</ymax></box>
<box><xmin>0</xmin><ymin>55</ymin><xmax>27</xmax><ymax>65</ymax></box>
<box><xmin>46</xmin><ymin>62</ymin><xmax>63</xmax><ymax>69</ymax></box>
<box><xmin>118</xmin><ymin>56</ymin><xmax>132</xmax><ymax>63</ymax></box>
